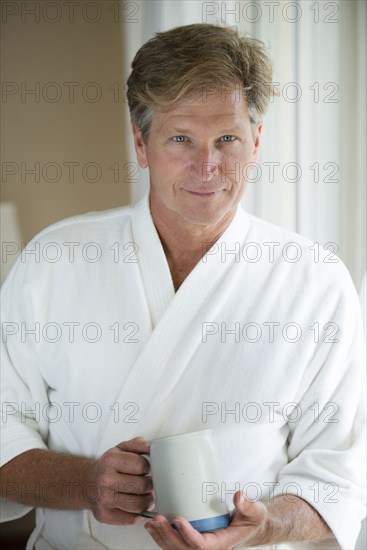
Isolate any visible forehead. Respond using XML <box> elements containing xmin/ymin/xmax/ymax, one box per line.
<box><xmin>152</xmin><ymin>90</ymin><xmax>250</xmax><ymax>133</ymax></box>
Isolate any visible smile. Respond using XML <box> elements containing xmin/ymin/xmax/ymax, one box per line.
<box><xmin>184</xmin><ymin>189</ymin><xmax>222</xmax><ymax>197</ymax></box>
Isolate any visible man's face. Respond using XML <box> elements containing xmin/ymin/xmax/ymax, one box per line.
<box><xmin>132</xmin><ymin>89</ymin><xmax>262</xmax><ymax>229</ymax></box>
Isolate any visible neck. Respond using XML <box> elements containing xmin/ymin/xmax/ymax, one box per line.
<box><xmin>149</xmin><ymin>196</ymin><xmax>236</xmax><ymax>290</ymax></box>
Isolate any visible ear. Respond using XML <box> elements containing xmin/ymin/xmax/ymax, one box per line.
<box><xmin>131</xmin><ymin>123</ymin><xmax>149</xmax><ymax>168</ymax></box>
<box><xmin>252</xmin><ymin>123</ymin><xmax>262</xmax><ymax>162</ymax></box>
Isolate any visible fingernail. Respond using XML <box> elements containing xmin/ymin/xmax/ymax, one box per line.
<box><xmin>152</xmin><ymin>520</ymin><xmax>161</xmax><ymax>528</ymax></box>
<box><xmin>174</xmin><ymin>520</ymin><xmax>182</xmax><ymax>529</ymax></box>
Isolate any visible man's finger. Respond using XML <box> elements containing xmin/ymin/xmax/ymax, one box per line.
<box><xmin>108</xmin><ymin>447</ymin><xmax>151</xmax><ymax>475</ymax></box>
<box><xmin>145</xmin><ymin>522</ymin><xmax>170</xmax><ymax>550</ymax></box>
<box><xmin>173</xmin><ymin>516</ymin><xmax>209</xmax><ymax>548</ymax></box>
<box><xmin>145</xmin><ymin>515</ymin><xmax>189</xmax><ymax>550</ymax></box>
<box><xmin>112</xmin><ymin>491</ymin><xmax>154</xmax><ymax>514</ymax></box>
<box><xmin>116</xmin><ymin>436</ymin><xmax>150</xmax><ymax>454</ymax></box>
<box><xmin>115</xmin><ymin>473</ymin><xmax>153</xmax><ymax>494</ymax></box>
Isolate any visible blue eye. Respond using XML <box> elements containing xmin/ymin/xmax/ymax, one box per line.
<box><xmin>221</xmin><ymin>135</ymin><xmax>236</xmax><ymax>142</ymax></box>
<box><xmin>173</xmin><ymin>136</ymin><xmax>188</xmax><ymax>142</ymax></box>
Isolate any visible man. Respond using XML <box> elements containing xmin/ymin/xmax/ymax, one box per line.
<box><xmin>0</xmin><ymin>23</ymin><xmax>365</xmax><ymax>550</ymax></box>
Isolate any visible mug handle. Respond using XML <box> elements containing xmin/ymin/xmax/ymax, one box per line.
<box><xmin>140</xmin><ymin>453</ymin><xmax>157</xmax><ymax>519</ymax></box>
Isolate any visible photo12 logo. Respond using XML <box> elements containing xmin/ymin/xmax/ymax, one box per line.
<box><xmin>1</xmin><ymin>2</ymin><xmax>140</xmax><ymax>24</ymax></box>
<box><xmin>201</xmin><ymin>1</ymin><xmax>340</xmax><ymax>25</ymax></box>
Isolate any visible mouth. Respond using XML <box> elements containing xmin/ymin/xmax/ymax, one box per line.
<box><xmin>184</xmin><ymin>189</ymin><xmax>223</xmax><ymax>197</ymax></box>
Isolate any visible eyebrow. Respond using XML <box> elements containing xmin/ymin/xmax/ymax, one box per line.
<box><xmin>171</xmin><ymin>126</ymin><xmax>243</xmax><ymax>134</ymax></box>
<box><xmin>172</xmin><ymin>128</ymin><xmax>191</xmax><ymax>134</ymax></box>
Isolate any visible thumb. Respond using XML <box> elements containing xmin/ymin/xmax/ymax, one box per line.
<box><xmin>232</xmin><ymin>491</ymin><xmax>267</xmax><ymax>526</ymax></box>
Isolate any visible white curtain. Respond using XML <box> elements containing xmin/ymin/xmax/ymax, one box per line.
<box><xmin>122</xmin><ymin>0</ymin><xmax>366</xmax><ymax>289</ymax></box>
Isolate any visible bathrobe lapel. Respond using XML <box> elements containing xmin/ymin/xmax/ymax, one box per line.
<box><xmin>101</xmin><ymin>194</ymin><xmax>250</xmax><ymax>445</ymax></box>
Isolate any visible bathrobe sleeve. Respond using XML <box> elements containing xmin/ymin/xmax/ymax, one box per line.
<box><xmin>1</xmin><ymin>256</ymin><xmax>50</xmax><ymax>521</ymax></box>
<box><xmin>272</xmin><ymin>262</ymin><xmax>366</xmax><ymax>550</ymax></box>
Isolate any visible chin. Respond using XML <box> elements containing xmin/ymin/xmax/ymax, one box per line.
<box><xmin>180</xmin><ymin>208</ymin><xmax>228</xmax><ymax>227</ymax></box>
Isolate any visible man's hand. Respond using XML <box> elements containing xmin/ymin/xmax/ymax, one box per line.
<box><xmin>144</xmin><ymin>491</ymin><xmax>334</xmax><ymax>550</ymax></box>
<box><xmin>144</xmin><ymin>491</ymin><xmax>268</xmax><ymax>550</ymax></box>
<box><xmin>87</xmin><ymin>436</ymin><xmax>154</xmax><ymax>525</ymax></box>
<box><xmin>0</xmin><ymin>436</ymin><xmax>154</xmax><ymax>523</ymax></box>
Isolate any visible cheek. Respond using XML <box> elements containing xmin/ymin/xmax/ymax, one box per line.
<box><xmin>147</xmin><ymin>150</ymin><xmax>184</xmax><ymax>194</ymax></box>
<box><xmin>227</xmin><ymin>149</ymin><xmax>257</xmax><ymax>193</ymax></box>
<box><xmin>145</xmin><ymin>150</ymin><xmax>164</xmax><ymax>176</ymax></box>
<box><xmin>155</xmin><ymin>150</ymin><xmax>191</xmax><ymax>179</ymax></box>
<box><xmin>221</xmin><ymin>148</ymin><xmax>254</xmax><ymax>180</ymax></box>
<box><xmin>225</xmin><ymin>142</ymin><xmax>254</xmax><ymax>162</ymax></box>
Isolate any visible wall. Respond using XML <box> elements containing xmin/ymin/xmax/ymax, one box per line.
<box><xmin>1</xmin><ymin>0</ymin><xmax>130</xmax><ymax>248</ymax></box>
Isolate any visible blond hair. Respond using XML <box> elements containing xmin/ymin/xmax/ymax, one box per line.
<box><xmin>126</xmin><ymin>23</ymin><xmax>276</xmax><ymax>142</ymax></box>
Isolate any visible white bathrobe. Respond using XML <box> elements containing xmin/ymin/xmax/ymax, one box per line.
<box><xmin>1</xmin><ymin>193</ymin><xmax>365</xmax><ymax>550</ymax></box>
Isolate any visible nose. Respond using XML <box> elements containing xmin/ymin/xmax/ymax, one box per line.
<box><xmin>190</xmin><ymin>146</ymin><xmax>220</xmax><ymax>183</ymax></box>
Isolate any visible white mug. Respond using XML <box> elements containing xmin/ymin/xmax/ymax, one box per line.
<box><xmin>142</xmin><ymin>429</ymin><xmax>230</xmax><ymax>532</ymax></box>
